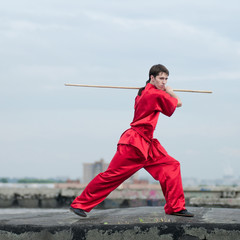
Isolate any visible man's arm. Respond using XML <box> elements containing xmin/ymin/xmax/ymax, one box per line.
<box><xmin>165</xmin><ymin>86</ymin><xmax>182</xmax><ymax>108</ymax></box>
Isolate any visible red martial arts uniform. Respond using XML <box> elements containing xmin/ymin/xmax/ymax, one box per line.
<box><xmin>71</xmin><ymin>83</ymin><xmax>186</xmax><ymax>214</ymax></box>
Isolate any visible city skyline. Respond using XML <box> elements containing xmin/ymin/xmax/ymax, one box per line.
<box><xmin>1</xmin><ymin>156</ymin><xmax>240</xmax><ymax>187</ymax></box>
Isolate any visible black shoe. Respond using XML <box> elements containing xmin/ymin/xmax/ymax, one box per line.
<box><xmin>69</xmin><ymin>207</ymin><xmax>87</xmax><ymax>217</ymax></box>
<box><xmin>171</xmin><ymin>209</ymin><xmax>194</xmax><ymax>217</ymax></box>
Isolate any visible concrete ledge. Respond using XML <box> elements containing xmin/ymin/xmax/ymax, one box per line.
<box><xmin>0</xmin><ymin>207</ymin><xmax>240</xmax><ymax>239</ymax></box>
<box><xmin>190</xmin><ymin>197</ymin><xmax>240</xmax><ymax>208</ymax></box>
<box><xmin>1</xmin><ymin>186</ymin><xmax>240</xmax><ymax>208</ymax></box>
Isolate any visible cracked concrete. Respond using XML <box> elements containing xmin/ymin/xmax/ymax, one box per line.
<box><xmin>0</xmin><ymin>207</ymin><xmax>239</xmax><ymax>239</ymax></box>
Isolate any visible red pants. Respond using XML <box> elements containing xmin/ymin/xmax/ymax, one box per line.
<box><xmin>71</xmin><ymin>144</ymin><xmax>186</xmax><ymax>214</ymax></box>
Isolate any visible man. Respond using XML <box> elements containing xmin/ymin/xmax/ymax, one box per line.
<box><xmin>70</xmin><ymin>64</ymin><xmax>194</xmax><ymax>218</ymax></box>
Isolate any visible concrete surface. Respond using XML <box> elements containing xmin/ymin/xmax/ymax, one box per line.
<box><xmin>0</xmin><ymin>207</ymin><xmax>240</xmax><ymax>240</ymax></box>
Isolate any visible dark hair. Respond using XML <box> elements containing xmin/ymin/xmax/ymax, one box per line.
<box><xmin>138</xmin><ymin>64</ymin><xmax>169</xmax><ymax>96</ymax></box>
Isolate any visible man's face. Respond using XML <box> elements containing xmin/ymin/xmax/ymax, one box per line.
<box><xmin>150</xmin><ymin>72</ymin><xmax>168</xmax><ymax>90</ymax></box>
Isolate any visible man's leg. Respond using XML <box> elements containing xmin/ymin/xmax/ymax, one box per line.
<box><xmin>71</xmin><ymin>145</ymin><xmax>144</xmax><ymax>212</ymax></box>
<box><xmin>144</xmin><ymin>154</ymin><xmax>186</xmax><ymax>214</ymax></box>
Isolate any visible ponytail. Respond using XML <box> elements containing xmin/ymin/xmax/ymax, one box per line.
<box><xmin>138</xmin><ymin>79</ymin><xmax>150</xmax><ymax>96</ymax></box>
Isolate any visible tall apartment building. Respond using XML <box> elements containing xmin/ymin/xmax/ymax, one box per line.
<box><xmin>83</xmin><ymin>159</ymin><xmax>109</xmax><ymax>184</ymax></box>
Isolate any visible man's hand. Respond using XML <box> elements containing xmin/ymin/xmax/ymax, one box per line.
<box><xmin>165</xmin><ymin>86</ymin><xmax>174</xmax><ymax>94</ymax></box>
<box><xmin>165</xmin><ymin>86</ymin><xmax>182</xmax><ymax>108</ymax></box>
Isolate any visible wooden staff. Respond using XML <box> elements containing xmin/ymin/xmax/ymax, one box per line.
<box><xmin>64</xmin><ymin>83</ymin><xmax>212</xmax><ymax>94</ymax></box>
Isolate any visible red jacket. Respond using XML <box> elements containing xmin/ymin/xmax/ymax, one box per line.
<box><xmin>118</xmin><ymin>83</ymin><xmax>178</xmax><ymax>160</ymax></box>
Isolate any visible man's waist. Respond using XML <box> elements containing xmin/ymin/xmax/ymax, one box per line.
<box><xmin>130</xmin><ymin>127</ymin><xmax>153</xmax><ymax>143</ymax></box>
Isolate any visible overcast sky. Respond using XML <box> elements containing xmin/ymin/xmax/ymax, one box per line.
<box><xmin>0</xmin><ymin>0</ymin><xmax>240</xmax><ymax>181</ymax></box>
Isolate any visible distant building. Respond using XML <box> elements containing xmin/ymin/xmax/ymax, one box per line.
<box><xmin>83</xmin><ymin>158</ymin><xmax>139</xmax><ymax>184</ymax></box>
<box><xmin>83</xmin><ymin>159</ymin><xmax>109</xmax><ymax>184</ymax></box>
<box><xmin>66</xmin><ymin>178</ymin><xmax>80</xmax><ymax>184</ymax></box>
